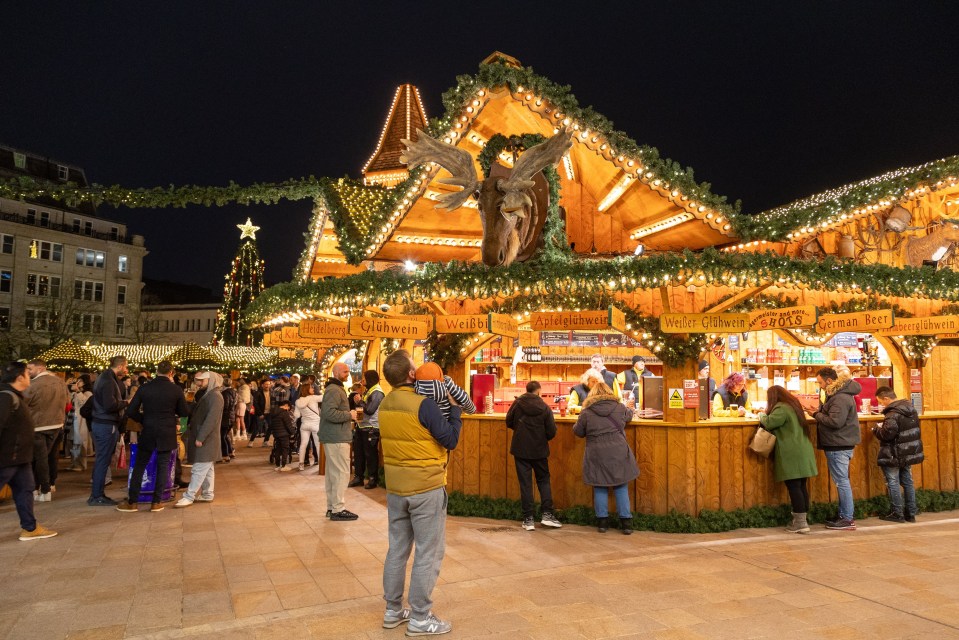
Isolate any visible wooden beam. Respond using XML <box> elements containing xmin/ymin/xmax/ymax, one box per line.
<box><xmin>659</xmin><ymin>286</ymin><xmax>671</xmax><ymax>314</ymax></box>
<box><xmin>423</xmin><ymin>301</ymin><xmax>448</xmax><ymax>316</ymax></box>
<box><xmin>705</xmin><ymin>285</ymin><xmax>771</xmax><ymax>313</ymax></box>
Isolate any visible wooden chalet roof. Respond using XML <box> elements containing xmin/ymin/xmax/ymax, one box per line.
<box><xmin>302</xmin><ymin>57</ymin><xmax>740</xmax><ymax>281</ymax></box>
<box><xmin>362</xmin><ymin>84</ymin><xmax>429</xmax><ymax>185</ymax></box>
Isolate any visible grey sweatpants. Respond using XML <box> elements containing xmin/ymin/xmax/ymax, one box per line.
<box><xmin>382</xmin><ymin>487</ymin><xmax>447</xmax><ymax>618</ymax></box>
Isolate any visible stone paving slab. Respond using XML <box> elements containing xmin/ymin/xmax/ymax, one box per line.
<box><xmin>2</xmin><ymin>445</ymin><xmax>959</xmax><ymax>639</ymax></box>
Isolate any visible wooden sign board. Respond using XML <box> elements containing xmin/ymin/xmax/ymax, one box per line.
<box><xmin>816</xmin><ymin>309</ymin><xmax>894</xmax><ymax>333</ymax></box>
<box><xmin>349</xmin><ymin>316</ymin><xmax>428</xmax><ymax>340</ymax></box>
<box><xmin>297</xmin><ymin>320</ymin><xmax>352</xmax><ymax>341</ymax></box>
<box><xmin>434</xmin><ymin>313</ymin><xmax>519</xmax><ymax>338</ymax></box>
<box><xmin>265</xmin><ymin>331</ymin><xmax>337</xmax><ymax>349</ymax></box>
<box><xmin>660</xmin><ymin>313</ymin><xmax>750</xmax><ymax>334</ymax></box>
<box><xmin>748</xmin><ymin>305</ymin><xmax>818</xmax><ymax>331</ymax></box>
<box><xmin>530</xmin><ymin>306</ymin><xmax>626</xmax><ymax>333</ymax></box>
<box><xmin>876</xmin><ymin>315</ymin><xmax>959</xmax><ymax>336</ymax></box>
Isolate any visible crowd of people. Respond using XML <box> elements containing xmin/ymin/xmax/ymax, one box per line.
<box><xmin>0</xmin><ymin>353</ymin><xmax>930</xmax><ymax>636</ymax></box>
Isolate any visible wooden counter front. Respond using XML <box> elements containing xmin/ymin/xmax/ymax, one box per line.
<box><xmin>447</xmin><ymin>413</ymin><xmax>959</xmax><ymax>515</ymax></box>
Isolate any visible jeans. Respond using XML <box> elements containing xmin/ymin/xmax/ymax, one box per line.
<box><xmin>514</xmin><ymin>457</ymin><xmax>554</xmax><ymax>518</ymax></box>
<box><xmin>593</xmin><ymin>484</ymin><xmax>631</xmax><ymax>518</ymax></box>
<box><xmin>824</xmin><ymin>448</ymin><xmax>855</xmax><ymax>520</ymax></box>
<box><xmin>383</xmin><ymin>487</ymin><xmax>447</xmax><ymax>619</ymax></box>
<box><xmin>90</xmin><ymin>422</ymin><xmax>118</xmax><ymax>499</ymax></box>
<box><xmin>47</xmin><ymin>428</ymin><xmax>63</xmax><ymax>488</ymax></box>
<box><xmin>882</xmin><ymin>465</ymin><xmax>916</xmax><ymax>517</ymax></box>
<box><xmin>0</xmin><ymin>463</ymin><xmax>37</xmax><ymax>531</ymax></box>
<box><xmin>184</xmin><ymin>460</ymin><xmax>215</xmax><ymax>501</ymax></box>
<box><xmin>323</xmin><ymin>442</ymin><xmax>351</xmax><ymax>512</ymax></box>
<box><xmin>128</xmin><ymin>446</ymin><xmax>173</xmax><ymax>504</ymax></box>
<box><xmin>32</xmin><ymin>430</ymin><xmax>58</xmax><ymax>493</ymax></box>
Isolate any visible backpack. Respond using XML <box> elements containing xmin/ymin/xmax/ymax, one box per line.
<box><xmin>1</xmin><ymin>389</ymin><xmax>20</xmax><ymax>413</ymax></box>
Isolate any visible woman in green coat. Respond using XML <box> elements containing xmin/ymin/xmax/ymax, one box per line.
<box><xmin>759</xmin><ymin>385</ymin><xmax>818</xmax><ymax>534</ymax></box>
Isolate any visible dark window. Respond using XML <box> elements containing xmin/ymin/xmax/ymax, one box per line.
<box><xmin>0</xmin><ymin>270</ymin><xmax>11</xmax><ymax>293</ymax></box>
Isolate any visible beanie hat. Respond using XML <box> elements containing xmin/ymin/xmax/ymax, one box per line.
<box><xmin>415</xmin><ymin>362</ymin><xmax>444</xmax><ymax>381</ymax></box>
<box><xmin>631</xmin><ymin>355</ymin><xmax>644</xmax><ymax>366</ymax></box>
<box><xmin>698</xmin><ymin>359</ymin><xmax>709</xmax><ymax>372</ymax></box>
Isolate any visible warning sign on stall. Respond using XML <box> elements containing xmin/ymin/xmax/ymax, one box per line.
<box><xmin>668</xmin><ymin>388</ymin><xmax>684</xmax><ymax>409</ymax></box>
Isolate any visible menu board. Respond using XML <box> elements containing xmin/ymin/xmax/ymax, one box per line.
<box><xmin>539</xmin><ymin>331</ymin><xmax>570</xmax><ymax>346</ymax></box>
<box><xmin>570</xmin><ymin>332</ymin><xmax>601</xmax><ymax>347</ymax></box>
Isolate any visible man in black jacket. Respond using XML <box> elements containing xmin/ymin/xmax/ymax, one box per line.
<box><xmin>117</xmin><ymin>361</ymin><xmax>189</xmax><ymax>512</ymax></box>
<box><xmin>506</xmin><ymin>381</ymin><xmax>561</xmax><ymax>531</ymax></box>
<box><xmin>0</xmin><ymin>362</ymin><xmax>57</xmax><ymax>540</ymax></box>
<box><xmin>873</xmin><ymin>387</ymin><xmax>924</xmax><ymax>523</ymax></box>
<box><xmin>88</xmin><ymin>356</ymin><xmax>129</xmax><ymax>506</ymax></box>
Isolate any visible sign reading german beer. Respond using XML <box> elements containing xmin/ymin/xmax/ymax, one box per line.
<box><xmin>816</xmin><ymin>309</ymin><xmax>894</xmax><ymax>333</ymax></box>
<box><xmin>434</xmin><ymin>313</ymin><xmax>518</xmax><ymax>337</ymax></box>
<box><xmin>660</xmin><ymin>313</ymin><xmax>750</xmax><ymax>333</ymax></box>
<box><xmin>747</xmin><ymin>305</ymin><xmax>818</xmax><ymax>331</ymax></box>
<box><xmin>297</xmin><ymin>320</ymin><xmax>351</xmax><ymax>341</ymax></box>
<box><xmin>876</xmin><ymin>315</ymin><xmax>959</xmax><ymax>336</ymax></box>
<box><xmin>530</xmin><ymin>306</ymin><xmax>626</xmax><ymax>333</ymax></box>
<box><xmin>348</xmin><ymin>316</ymin><xmax>428</xmax><ymax>340</ymax></box>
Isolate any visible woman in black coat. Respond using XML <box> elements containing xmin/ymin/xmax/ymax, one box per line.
<box><xmin>572</xmin><ymin>382</ymin><xmax>639</xmax><ymax>534</ymax></box>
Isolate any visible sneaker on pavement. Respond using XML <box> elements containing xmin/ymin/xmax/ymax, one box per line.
<box><xmin>326</xmin><ymin>510</ymin><xmax>332</xmax><ymax>518</ymax></box>
<box><xmin>298</xmin><ymin>464</ymin><xmax>305</xmax><ymax>471</ymax></box>
<box><xmin>174</xmin><ymin>497</ymin><xmax>194</xmax><ymax>508</ymax></box>
<box><xmin>383</xmin><ymin>608</ymin><xmax>412</xmax><ymax>629</ymax></box>
<box><xmin>36</xmin><ymin>492</ymin><xmax>52</xmax><ymax>502</ymax></box>
<box><xmin>19</xmin><ymin>524</ymin><xmax>58</xmax><ymax>541</ymax></box>
<box><xmin>825</xmin><ymin>517</ymin><xmax>857</xmax><ymax>530</ymax></box>
<box><xmin>279</xmin><ymin>465</ymin><xmax>293</xmax><ymax>472</ymax></box>
<box><xmin>879</xmin><ymin>512</ymin><xmax>905</xmax><ymax>523</ymax></box>
<box><xmin>522</xmin><ymin>516</ymin><xmax>535</xmax><ymax>531</ymax></box>
<box><xmin>348</xmin><ymin>477</ymin><xmax>364</xmax><ymax>488</ymax></box>
<box><xmin>195</xmin><ymin>496</ymin><xmax>214</xmax><ymax>502</ymax></box>
<box><xmin>87</xmin><ymin>496</ymin><xmax>118</xmax><ymax>506</ymax></box>
<box><xmin>330</xmin><ymin>509</ymin><xmax>359</xmax><ymax>521</ymax></box>
<box><xmin>116</xmin><ymin>500</ymin><xmax>138</xmax><ymax>512</ymax></box>
<box><xmin>905</xmin><ymin>514</ymin><xmax>917</xmax><ymax>523</ymax></box>
<box><xmin>406</xmin><ymin>612</ymin><xmax>451</xmax><ymax>636</ymax></box>
<box><xmin>540</xmin><ymin>512</ymin><xmax>562</xmax><ymax>528</ymax></box>
<box><xmin>150</xmin><ymin>502</ymin><xmax>164</xmax><ymax>512</ymax></box>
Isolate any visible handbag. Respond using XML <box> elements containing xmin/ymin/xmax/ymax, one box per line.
<box><xmin>749</xmin><ymin>426</ymin><xmax>776</xmax><ymax>457</ymax></box>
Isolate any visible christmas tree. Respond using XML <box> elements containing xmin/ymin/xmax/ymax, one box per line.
<box><xmin>213</xmin><ymin>218</ymin><xmax>266</xmax><ymax>346</ymax></box>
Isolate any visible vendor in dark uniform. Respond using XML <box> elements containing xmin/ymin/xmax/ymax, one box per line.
<box><xmin>699</xmin><ymin>359</ymin><xmax>717</xmax><ymax>399</ymax></box>
<box><xmin>712</xmin><ymin>371</ymin><xmax>750</xmax><ymax>417</ymax></box>
<box><xmin>617</xmin><ymin>355</ymin><xmax>653</xmax><ymax>403</ymax></box>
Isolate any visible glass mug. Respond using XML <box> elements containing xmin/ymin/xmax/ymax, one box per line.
<box><xmin>729</xmin><ymin>404</ymin><xmax>739</xmax><ymax>414</ymax></box>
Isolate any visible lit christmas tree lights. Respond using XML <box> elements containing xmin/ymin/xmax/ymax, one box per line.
<box><xmin>213</xmin><ymin>218</ymin><xmax>266</xmax><ymax>346</ymax></box>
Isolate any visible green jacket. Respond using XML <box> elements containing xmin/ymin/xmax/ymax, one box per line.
<box><xmin>760</xmin><ymin>403</ymin><xmax>818</xmax><ymax>482</ymax></box>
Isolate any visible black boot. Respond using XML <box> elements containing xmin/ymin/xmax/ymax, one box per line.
<box><xmin>597</xmin><ymin>517</ymin><xmax>608</xmax><ymax>533</ymax></box>
<box><xmin>620</xmin><ymin>518</ymin><xmax>633</xmax><ymax>535</ymax></box>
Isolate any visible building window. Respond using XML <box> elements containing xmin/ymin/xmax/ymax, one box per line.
<box><xmin>84</xmin><ymin>221</ymin><xmax>93</xmax><ymax>236</ymax></box>
<box><xmin>0</xmin><ymin>307</ymin><xmax>9</xmax><ymax>329</ymax></box>
<box><xmin>73</xmin><ymin>219</ymin><xmax>81</xmax><ymax>232</ymax></box>
<box><xmin>75</xmin><ymin>248</ymin><xmax>105</xmax><ymax>268</ymax></box>
<box><xmin>27</xmin><ymin>209</ymin><xmax>36</xmax><ymax>224</ymax></box>
<box><xmin>71</xmin><ymin>313</ymin><xmax>102</xmax><ymax>334</ymax></box>
<box><xmin>0</xmin><ymin>270</ymin><xmax>11</xmax><ymax>293</ymax></box>
<box><xmin>206</xmin><ymin>318</ymin><xmax>211</xmax><ymax>331</ymax></box>
<box><xmin>1</xmin><ymin>234</ymin><xmax>12</xmax><ymax>254</ymax></box>
<box><xmin>13</xmin><ymin>153</ymin><xmax>26</xmax><ymax>169</ymax></box>
<box><xmin>39</xmin><ymin>211</ymin><xmax>50</xmax><ymax>228</ymax></box>
<box><xmin>118</xmin><ymin>255</ymin><xmax>128</xmax><ymax>273</ymax></box>
<box><xmin>58</xmin><ymin>165</ymin><xmax>68</xmax><ymax>181</ymax></box>
<box><xmin>117</xmin><ymin>284</ymin><xmax>126</xmax><ymax>305</ymax></box>
<box><xmin>115</xmin><ymin>316</ymin><xmax>125</xmax><ymax>335</ymax></box>
<box><xmin>25</xmin><ymin>309</ymin><xmax>57</xmax><ymax>331</ymax></box>
<box><xmin>27</xmin><ymin>274</ymin><xmax>61</xmax><ymax>298</ymax></box>
<box><xmin>73</xmin><ymin>279</ymin><xmax>104</xmax><ymax>302</ymax></box>
<box><xmin>32</xmin><ymin>240</ymin><xmax>63</xmax><ymax>262</ymax></box>
<box><xmin>110</xmin><ymin>227</ymin><xmax>119</xmax><ymax>241</ymax></box>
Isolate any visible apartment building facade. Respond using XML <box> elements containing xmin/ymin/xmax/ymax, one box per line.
<box><xmin>0</xmin><ymin>144</ymin><xmax>148</xmax><ymax>355</ymax></box>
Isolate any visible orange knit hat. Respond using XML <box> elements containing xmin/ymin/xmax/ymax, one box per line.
<box><xmin>415</xmin><ymin>362</ymin><xmax>444</xmax><ymax>381</ymax></box>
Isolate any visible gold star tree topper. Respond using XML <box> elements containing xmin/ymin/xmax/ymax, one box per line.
<box><xmin>237</xmin><ymin>217</ymin><xmax>260</xmax><ymax>240</ymax></box>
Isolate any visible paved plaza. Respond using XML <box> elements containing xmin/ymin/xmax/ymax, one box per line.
<box><xmin>3</xmin><ymin>446</ymin><xmax>959</xmax><ymax>640</ymax></box>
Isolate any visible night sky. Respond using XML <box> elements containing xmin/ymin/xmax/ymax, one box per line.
<box><xmin>4</xmin><ymin>3</ymin><xmax>958</xmax><ymax>293</ymax></box>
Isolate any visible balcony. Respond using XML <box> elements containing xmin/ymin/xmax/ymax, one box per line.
<box><xmin>0</xmin><ymin>211</ymin><xmax>135</xmax><ymax>245</ymax></box>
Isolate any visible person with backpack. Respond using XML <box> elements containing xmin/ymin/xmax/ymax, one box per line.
<box><xmin>0</xmin><ymin>362</ymin><xmax>57</xmax><ymax>540</ymax></box>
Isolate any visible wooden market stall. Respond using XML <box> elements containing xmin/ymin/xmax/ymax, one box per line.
<box><xmin>247</xmin><ymin>54</ymin><xmax>959</xmax><ymax>515</ymax></box>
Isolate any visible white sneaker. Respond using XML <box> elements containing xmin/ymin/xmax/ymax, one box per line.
<box><xmin>540</xmin><ymin>512</ymin><xmax>562</xmax><ymax>528</ymax></box>
<box><xmin>174</xmin><ymin>498</ymin><xmax>194</xmax><ymax>508</ymax></box>
<box><xmin>297</xmin><ymin>464</ymin><xmax>305</xmax><ymax>471</ymax></box>
<box><xmin>279</xmin><ymin>465</ymin><xmax>294</xmax><ymax>472</ymax></box>
<box><xmin>38</xmin><ymin>492</ymin><xmax>52</xmax><ymax>502</ymax></box>
<box><xmin>406</xmin><ymin>612</ymin><xmax>451</xmax><ymax>636</ymax></box>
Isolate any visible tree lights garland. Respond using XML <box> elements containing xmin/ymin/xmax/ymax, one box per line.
<box><xmin>734</xmin><ymin>155</ymin><xmax>959</xmax><ymax>242</ymax></box>
<box><xmin>213</xmin><ymin>230</ymin><xmax>267</xmax><ymax>346</ymax></box>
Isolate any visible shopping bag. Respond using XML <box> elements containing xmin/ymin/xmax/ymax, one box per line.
<box><xmin>749</xmin><ymin>426</ymin><xmax>776</xmax><ymax>457</ymax></box>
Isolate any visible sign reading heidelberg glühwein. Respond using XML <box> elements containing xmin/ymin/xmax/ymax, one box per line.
<box><xmin>348</xmin><ymin>316</ymin><xmax>429</xmax><ymax>340</ymax></box>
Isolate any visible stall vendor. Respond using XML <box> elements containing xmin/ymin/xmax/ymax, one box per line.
<box><xmin>617</xmin><ymin>355</ymin><xmax>652</xmax><ymax>403</ymax></box>
<box><xmin>712</xmin><ymin>371</ymin><xmax>751</xmax><ymax>417</ymax></box>
<box><xmin>568</xmin><ymin>369</ymin><xmax>603</xmax><ymax>414</ymax></box>
<box><xmin>589</xmin><ymin>354</ymin><xmax>621</xmax><ymax>398</ymax></box>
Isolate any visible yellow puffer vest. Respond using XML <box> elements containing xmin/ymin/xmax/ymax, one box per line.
<box><xmin>379</xmin><ymin>386</ymin><xmax>448</xmax><ymax>496</ymax></box>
